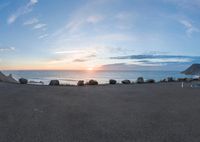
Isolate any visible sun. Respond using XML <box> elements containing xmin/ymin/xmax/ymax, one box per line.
<box><xmin>87</xmin><ymin>67</ymin><xmax>94</xmax><ymax>71</ymax></box>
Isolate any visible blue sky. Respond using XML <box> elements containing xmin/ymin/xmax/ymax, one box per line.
<box><xmin>0</xmin><ymin>0</ymin><xmax>200</xmax><ymax>70</ymax></box>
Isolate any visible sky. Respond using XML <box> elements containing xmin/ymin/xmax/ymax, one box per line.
<box><xmin>0</xmin><ymin>0</ymin><xmax>200</xmax><ymax>70</ymax></box>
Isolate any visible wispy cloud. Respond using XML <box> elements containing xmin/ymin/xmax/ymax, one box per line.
<box><xmin>86</xmin><ymin>15</ymin><xmax>104</xmax><ymax>24</ymax></box>
<box><xmin>7</xmin><ymin>0</ymin><xmax>38</xmax><ymax>24</ymax></box>
<box><xmin>0</xmin><ymin>46</ymin><xmax>15</xmax><ymax>52</ymax></box>
<box><xmin>24</xmin><ymin>17</ymin><xmax>47</xmax><ymax>35</ymax></box>
<box><xmin>65</xmin><ymin>15</ymin><xmax>103</xmax><ymax>33</ymax></box>
<box><xmin>38</xmin><ymin>34</ymin><xmax>48</xmax><ymax>39</ymax></box>
<box><xmin>110</xmin><ymin>54</ymin><xmax>200</xmax><ymax>60</ymax></box>
<box><xmin>110</xmin><ymin>54</ymin><xmax>200</xmax><ymax>66</ymax></box>
<box><xmin>179</xmin><ymin>20</ymin><xmax>199</xmax><ymax>36</ymax></box>
<box><xmin>55</xmin><ymin>50</ymin><xmax>85</xmax><ymax>54</ymax></box>
<box><xmin>23</xmin><ymin>18</ymin><xmax>39</xmax><ymax>25</ymax></box>
<box><xmin>73</xmin><ymin>59</ymin><xmax>87</xmax><ymax>62</ymax></box>
<box><xmin>33</xmin><ymin>23</ymin><xmax>46</xmax><ymax>29</ymax></box>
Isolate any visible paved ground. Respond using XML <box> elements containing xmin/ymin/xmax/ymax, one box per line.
<box><xmin>1</xmin><ymin>82</ymin><xmax>200</xmax><ymax>142</ymax></box>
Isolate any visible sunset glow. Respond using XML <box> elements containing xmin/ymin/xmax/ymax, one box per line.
<box><xmin>87</xmin><ymin>67</ymin><xmax>94</xmax><ymax>71</ymax></box>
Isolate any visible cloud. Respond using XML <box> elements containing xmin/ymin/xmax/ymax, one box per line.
<box><xmin>73</xmin><ymin>59</ymin><xmax>87</xmax><ymax>62</ymax></box>
<box><xmin>87</xmin><ymin>15</ymin><xmax>104</xmax><ymax>24</ymax></box>
<box><xmin>0</xmin><ymin>46</ymin><xmax>15</xmax><ymax>52</ymax></box>
<box><xmin>73</xmin><ymin>53</ymin><xmax>97</xmax><ymax>62</ymax></box>
<box><xmin>179</xmin><ymin>20</ymin><xmax>199</xmax><ymax>36</ymax></box>
<box><xmin>64</xmin><ymin>15</ymin><xmax>103</xmax><ymax>33</ymax></box>
<box><xmin>33</xmin><ymin>23</ymin><xmax>46</xmax><ymax>29</ymax></box>
<box><xmin>110</xmin><ymin>54</ymin><xmax>200</xmax><ymax>60</ymax></box>
<box><xmin>23</xmin><ymin>18</ymin><xmax>39</xmax><ymax>25</ymax></box>
<box><xmin>86</xmin><ymin>54</ymin><xmax>96</xmax><ymax>58</ymax></box>
<box><xmin>23</xmin><ymin>18</ymin><xmax>47</xmax><ymax>34</ymax></box>
<box><xmin>55</xmin><ymin>50</ymin><xmax>85</xmax><ymax>54</ymax></box>
<box><xmin>62</xmin><ymin>0</ymin><xmax>112</xmax><ymax>33</ymax></box>
<box><xmin>7</xmin><ymin>0</ymin><xmax>38</xmax><ymax>24</ymax></box>
<box><xmin>110</xmin><ymin>54</ymin><xmax>200</xmax><ymax>66</ymax></box>
<box><xmin>30</xmin><ymin>0</ymin><xmax>38</xmax><ymax>5</ymax></box>
<box><xmin>38</xmin><ymin>34</ymin><xmax>48</xmax><ymax>39</ymax></box>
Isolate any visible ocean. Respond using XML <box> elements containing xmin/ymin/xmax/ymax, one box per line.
<box><xmin>2</xmin><ymin>70</ymin><xmax>192</xmax><ymax>85</ymax></box>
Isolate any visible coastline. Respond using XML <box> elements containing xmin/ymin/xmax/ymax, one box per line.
<box><xmin>2</xmin><ymin>70</ymin><xmax>191</xmax><ymax>85</ymax></box>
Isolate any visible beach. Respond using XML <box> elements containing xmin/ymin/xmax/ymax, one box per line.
<box><xmin>1</xmin><ymin>82</ymin><xmax>200</xmax><ymax>142</ymax></box>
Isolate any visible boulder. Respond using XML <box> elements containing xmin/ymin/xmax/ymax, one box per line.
<box><xmin>137</xmin><ymin>77</ymin><xmax>144</xmax><ymax>83</ymax></box>
<box><xmin>87</xmin><ymin>80</ymin><xmax>98</xmax><ymax>85</ymax></box>
<box><xmin>49</xmin><ymin>80</ymin><xmax>60</xmax><ymax>86</ymax></box>
<box><xmin>122</xmin><ymin>80</ymin><xmax>131</xmax><ymax>84</ymax></box>
<box><xmin>146</xmin><ymin>79</ymin><xmax>155</xmax><ymax>83</ymax></box>
<box><xmin>19</xmin><ymin>78</ymin><xmax>28</xmax><ymax>84</ymax></box>
<box><xmin>77</xmin><ymin>80</ymin><xmax>84</xmax><ymax>86</ymax></box>
<box><xmin>109</xmin><ymin>79</ymin><xmax>117</xmax><ymax>84</ymax></box>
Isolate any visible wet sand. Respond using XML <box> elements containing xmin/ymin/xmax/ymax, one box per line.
<box><xmin>0</xmin><ymin>82</ymin><xmax>200</xmax><ymax>142</ymax></box>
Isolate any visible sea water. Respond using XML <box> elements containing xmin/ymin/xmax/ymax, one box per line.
<box><xmin>2</xmin><ymin>70</ymin><xmax>192</xmax><ymax>85</ymax></box>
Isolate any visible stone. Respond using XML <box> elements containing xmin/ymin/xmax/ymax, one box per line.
<box><xmin>49</xmin><ymin>80</ymin><xmax>60</xmax><ymax>86</ymax></box>
<box><xmin>19</xmin><ymin>78</ymin><xmax>28</xmax><ymax>84</ymax></box>
<box><xmin>88</xmin><ymin>80</ymin><xmax>98</xmax><ymax>85</ymax></box>
<box><xmin>137</xmin><ymin>77</ymin><xmax>144</xmax><ymax>83</ymax></box>
<box><xmin>77</xmin><ymin>80</ymin><xmax>84</xmax><ymax>86</ymax></box>
<box><xmin>122</xmin><ymin>80</ymin><xmax>131</xmax><ymax>84</ymax></box>
<box><xmin>109</xmin><ymin>79</ymin><xmax>117</xmax><ymax>84</ymax></box>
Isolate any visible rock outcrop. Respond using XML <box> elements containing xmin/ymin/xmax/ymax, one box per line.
<box><xmin>0</xmin><ymin>71</ymin><xmax>18</xmax><ymax>83</ymax></box>
<box><xmin>182</xmin><ymin>64</ymin><xmax>200</xmax><ymax>75</ymax></box>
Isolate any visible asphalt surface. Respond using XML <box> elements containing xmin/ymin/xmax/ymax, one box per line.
<box><xmin>1</xmin><ymin>82</ymin><xmax>200</xmax><ymax>142</ymax></box>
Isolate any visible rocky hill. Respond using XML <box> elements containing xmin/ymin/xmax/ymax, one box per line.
<box><xmin>182</xmin><ymin>64</ymin><xmax>200</xmax><ymax>75</ymax></box>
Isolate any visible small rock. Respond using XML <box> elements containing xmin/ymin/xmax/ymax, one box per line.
<box><xmin>87</xmin><ymin>80</ymin><xmax>98</xmax><ymax>85</ymax></box>
<box><xmin>137</xmin><ymin>77</ymin><xmax>144</xmax><ymax>83</ymax></box>
<box><xmin>109</xmin><ymin>79</ymin><xmax>117</xmax><ymax>84</ymax></box>
<box><xmin>77</xmin><ymin>80</ymin><xmax>84</xmax><ymax>86</ymax></box>
<box><xmin>122</xmin><ymin>80</ymin><xmax>131</xmax><ymax>84</ymax></box>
